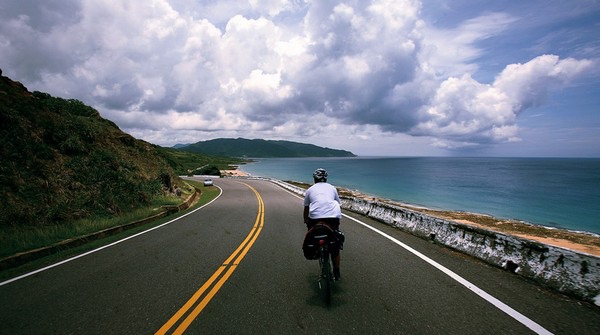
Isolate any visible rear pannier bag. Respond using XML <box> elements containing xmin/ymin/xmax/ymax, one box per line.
<box><xmin>302</xmin><ymin>223</ymin><xmax>343</xmax><ymax>260</ymax></box>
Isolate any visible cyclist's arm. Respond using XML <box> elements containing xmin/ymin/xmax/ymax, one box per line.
<box><xmin>303</xmin><ymin>206</ymin><xmax>309</xmax><ymax>224</ymax></box>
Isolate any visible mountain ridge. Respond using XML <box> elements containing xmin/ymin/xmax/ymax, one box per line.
<box><xmin>180</xmin><ymin>138</ymin><xmax>356</xmax><ymax>158</ymax></box>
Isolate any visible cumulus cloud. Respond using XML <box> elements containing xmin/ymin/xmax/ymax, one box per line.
<box><xmin>413</xmin><ymin>55</ymin><xmax>593</xmax><ymax>148</ymax></box>
<box><xmin>0</xmin><ymin>0</ymin><xmax>594</xmax><ymax>151</ymax></box>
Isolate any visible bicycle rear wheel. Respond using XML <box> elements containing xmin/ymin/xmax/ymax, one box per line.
<box><xmin>319</xmin><ymin>249</ymin><xmax>332</xmax><ymax>305</ymax></box>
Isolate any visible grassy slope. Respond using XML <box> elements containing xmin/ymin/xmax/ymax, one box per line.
<box><xmin>157</xmin><ymin>146</ymin><xmax>247</xmax><ymax>175</ymax></box>
<box><xmin>0</xmin><ymin>77</ymin><xmax>173</xmax><ymax>227</ymax></box>
<box><xmin>0</xmin><ymin>71</ymin><xmax>240</xmax><ymax>229</ymax></box>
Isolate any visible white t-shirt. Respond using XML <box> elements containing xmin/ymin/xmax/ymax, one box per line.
<box><xmin>304</xmin><ymin>182</ymin><xmax>341</xmax><ymax>219</ymax></box>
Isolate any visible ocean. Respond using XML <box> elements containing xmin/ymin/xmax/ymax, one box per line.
<box><xmin>240</xmin><ymin>157</ymin><xmax>600</xmax><ymax>235</ymax></box>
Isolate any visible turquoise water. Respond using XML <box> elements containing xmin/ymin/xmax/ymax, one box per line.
<box><xmin>241</xmin><ymin>157</ymin><xmax>600</xmax><ymax>234</ymax></box>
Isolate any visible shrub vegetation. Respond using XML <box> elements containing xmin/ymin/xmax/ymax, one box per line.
<box><xmin>0</xmin><ymin>70</ymin><xmax>239</xmax><ymax>232</ymax></box>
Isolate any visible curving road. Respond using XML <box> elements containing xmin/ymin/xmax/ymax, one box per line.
<box><xmin>1</xmin><ymin>178</ymin><xmax>599</xmax><ymax>334</ymax></box>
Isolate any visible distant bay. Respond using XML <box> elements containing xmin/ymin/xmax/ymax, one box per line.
<box><xmin>241</xmin><ymin>157</ymin><xmax>600</xmax><ymax>235</ymax></box>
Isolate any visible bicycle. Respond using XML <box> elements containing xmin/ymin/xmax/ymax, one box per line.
<box><xmin>316</xmin><ymin>234</ymin><xmax>334</xmax><ymax>304</ymax></box>
<box><xmin>303</xmin><ymin>222</ymin><xmax>342</xmax><ymax>305</ymax></box>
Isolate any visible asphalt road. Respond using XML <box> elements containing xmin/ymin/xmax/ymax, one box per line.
<box><xmin>1</xmin><ymin>178</ymin><xmax>599</xmax><ymax>334</ymax></box>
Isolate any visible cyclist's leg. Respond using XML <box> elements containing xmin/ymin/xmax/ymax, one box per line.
<box><xmin>330</xmin><ymin>218</ymin><xmax>341</xmax><ymax>279</ymax></box>
<box><xmin>306</xmin><ymin>218</ymin><xmax>318</xmax><ymax>230</ymax></box>
<box><xmin>330</xmin><ymin>246</ymin><xmax>340</xmax><ymax>279</ymax></box>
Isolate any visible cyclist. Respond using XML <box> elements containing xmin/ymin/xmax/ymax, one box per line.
<box><xmin>303</xmin><ymin>168</ymin><xmax>342</xmax><ymax>280</ymax></box>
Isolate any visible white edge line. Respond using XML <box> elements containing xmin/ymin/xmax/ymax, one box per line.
<box><xmin>285</xmin><ymin>188</ymin><xmax>552</xmax><ymax>335</ymax></box>
<box><xmin>0</xmin><ymin>186</ymin><xmax>223</xmax><ymax>287</ymax></box>
<box><xmin>342</xmin><ymin>214</ymin><xmax>553</xmax><ymax>335</ymax></box>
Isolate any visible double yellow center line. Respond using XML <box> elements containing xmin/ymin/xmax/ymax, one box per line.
<box><xmin>155</xmin><ymin>182</ymin><xmax>265</xmax><ymax>334</ymax></box>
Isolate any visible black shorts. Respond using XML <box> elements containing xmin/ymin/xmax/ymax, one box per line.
<box><xmin>306</xmin><ymin>217</ymin><xmax>340</xmax><ymax>231</ymax></box>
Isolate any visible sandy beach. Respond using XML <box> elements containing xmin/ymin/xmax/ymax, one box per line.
<box><xmin>417</xmin><ymin>208</ymin><xmax>600</xmax><ymax>256</ymax></box>
<box><xmin>221</xmin><ymin>169</ymin><xmax>250</xmax><ymax>177</ymax></box>
<box><xmin>222</xmin><ymin>169</ymin><xmax>600</xmax><ymax>257</ymax></box>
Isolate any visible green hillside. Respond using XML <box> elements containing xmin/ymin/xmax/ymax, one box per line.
<box><xmin>181</xmin><ymin>138</ymin><xmax>356</xmax><ymax>157</ymax></box>
<box><xmin>157</xmin><ymin>146</ymin><xmax>247</xmax><ymax>176</ymax></box>
<box><xmin>0</xmin><ymin>69</ymin><xmax>237</xmax><ymax>229</ymax></box>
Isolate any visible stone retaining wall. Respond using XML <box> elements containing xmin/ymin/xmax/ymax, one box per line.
<box><xmin>267</xmin><ymin>178</ymin><xmax>600</xmax><ymax>306</ymax></box>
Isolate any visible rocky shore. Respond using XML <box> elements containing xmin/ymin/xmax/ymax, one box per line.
<box><xmin>344</xmin><ymin>191</ymin><xmax>600</xmax><ymax>257</ymax></box>
<box><xmin>228</xmin><ymin>168</ymin><xmax>599</xmax><ymax>257</ymax></box>
<box><xmin>272</xmin><ymin>177</ymin><xmax>600</xmax><ymax>257</ymax></box>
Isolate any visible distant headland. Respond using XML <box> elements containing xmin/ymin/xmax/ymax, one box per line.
<box><xmin>176</xmin><ymin>138</ymin><xmax>356</xmax><ymax>158</ymax></box>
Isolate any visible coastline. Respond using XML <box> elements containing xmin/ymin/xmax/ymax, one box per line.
<box><xmin>225</xmin><ymin>168</ymin><xmax>600</xmax><ymax>257</ymax></box>
<box><xmin>366</xmin><ymin>194</ymin><xmax>600</xmax><ymax>257</ymax></box>
<box><xmin>221</xmin><ymin>169</ymin><xmax>250</xmax><ymax>177</ymax></box>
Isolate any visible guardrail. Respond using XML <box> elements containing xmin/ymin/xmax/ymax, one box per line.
<box><xmin>0</xmin><ymin>187</ymin><xmax>201</xmax><ymax>271</ymax></box>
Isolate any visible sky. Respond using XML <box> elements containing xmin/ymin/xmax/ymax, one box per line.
<box><xmin>1</xmin><ymin>0</ymin><xmax>599</xmax><ymax>157</ymax></box>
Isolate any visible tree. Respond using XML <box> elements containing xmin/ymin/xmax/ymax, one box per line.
<box><xmin>198</xmin><ymin>165</ymin><xmax>221</xmax><ymax>176</ymax></box>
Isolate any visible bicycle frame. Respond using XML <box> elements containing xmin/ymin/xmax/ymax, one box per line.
<box><xmin>317</xmin><ymin>238</ymin><xmax>333</xmax><ymax>304</ymax></box>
